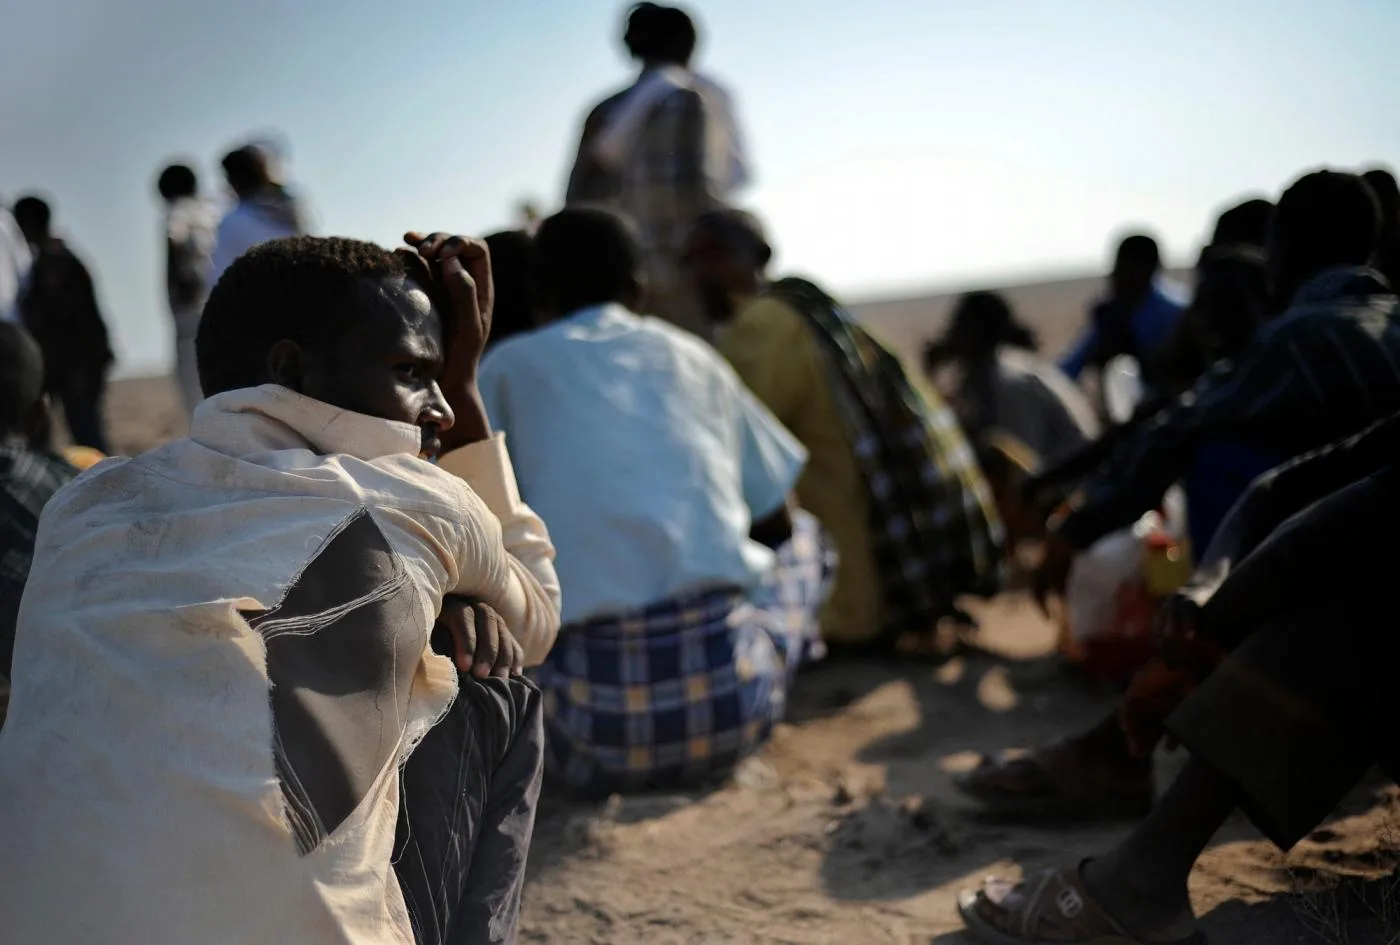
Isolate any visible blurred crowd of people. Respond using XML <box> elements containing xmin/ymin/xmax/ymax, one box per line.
<box><xmin>2</xmin><ymin>2</ymin><xmax>1400</xmax><ymax>944</ymax></box>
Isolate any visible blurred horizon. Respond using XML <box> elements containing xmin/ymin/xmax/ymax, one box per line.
<box><xmin>3</xmin><ymin>0</ymin><xmax>1397</xmax><ymax>378</ymax></box>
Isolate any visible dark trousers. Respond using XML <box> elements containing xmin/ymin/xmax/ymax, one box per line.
<box><xmin>61</xmin><ymin>387</ymin><xmax>107</xmax><ymax>454</ymax></box>
<box><xmin>394</xmin><ymin>675</ymin><xmax>545</xmax><ymax>945</ymax></box>
<box><xmin>1167</xmin><ymin>472</ymin><xmax>1400</xmax><ymax>850</ymax></box>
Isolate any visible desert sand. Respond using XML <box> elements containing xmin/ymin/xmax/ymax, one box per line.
<box><xmin>98</xmin><ymin>275</ymin><xmax>1400</xmax><ymax>944</ymax></box>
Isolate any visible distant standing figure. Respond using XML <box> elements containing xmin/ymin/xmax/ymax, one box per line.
<box><xmin>1059</xmin><ymin>233</ymin><xmax>1186</xmax><ymax>400</ymax></box>
<box><xmin>209</xmin><ymin>144</ymin><xmax>307</xmax><ymax>287</ymax></box>
<box><xmin>156</xmin><ymin>164</ymin><xmax>217</xmax><ymax>415</ymax></box>
<box><xmin>13</xmin><ymin>196</ymin><xmax>113</xmax><ymax>453</ymax></box>
<box><xmin>924</xmin><ymin>291</ymin><xmax>1100</xmax><ymax>466</ymax></box>
<box><xmin>566</xmin><ymin>3</ymin><xmax>750</xmax><ymax>336</ymax></box>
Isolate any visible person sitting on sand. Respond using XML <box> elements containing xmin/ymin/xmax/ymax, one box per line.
<box><xmin>958</xmin><ymin>406</ymin><xmax>1400</xmax><ymax>945</ymax></box>
<box><xmin>0</xmin><ymin>323</ymin><xmax>80</xmax><ymax>720</ymax></box>
<box><xmin>1059</xmin><ymin>232</ymin><xmax>1186</xmax><ymax>401</ymax></box>
<box><xmin>683</xmin><ymin>209</ymin><xmax>1001</xmax><ymax>658</ymax></box>
<box><xmin>923</xmin><ymin>289</ymin><xmax>1100</xmax><ymax>466</ymax></box>
<box><xmin>0</xmin><ymin>233</ymin><xmax>561</xmax><ymax>945</ymax></box>
<box><xmin>955</xmin><ymin>168</ymin><xmax>1400</xmax><ymax>824</ymax></box>
<box><xmin>477</xmin><ymin>208</ymin><xmax>830</xmax><ymax>795</ymax></box>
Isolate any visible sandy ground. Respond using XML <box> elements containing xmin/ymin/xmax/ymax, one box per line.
<box><xmin>98</xmin><ymin>277</ymin><xmax>1400</xmax><ymax>944</ymax></box>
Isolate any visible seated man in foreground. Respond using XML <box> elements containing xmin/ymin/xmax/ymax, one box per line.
<box><xmin>958</xmin><ymin>408</ymin><xmax>1400</xmax><ymax>945</ymax></box>
<box><xmin>0</xmin><ymin>234</ymin><xmax>561</xmax><ymax>945</ymax></box>
<box><xmin>958</xmin><ymin>168</ymin><xmax>1400</xmax><ymax>820</ymax></box>
<box><xmin>684</xmin><ymin>210</ymin><xmax>1001</xmax><ymax>657</ymax></box>
<box><xmin>477</xmin><ymin>208</ymin><xmax>831</xmax><ymax>795</ymax></box>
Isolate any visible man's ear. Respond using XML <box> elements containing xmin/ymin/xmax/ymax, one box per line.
<box><xmin>266</xmin><ymin>339</ymin><xmax>306</xmax><ymax>392</ymax></box>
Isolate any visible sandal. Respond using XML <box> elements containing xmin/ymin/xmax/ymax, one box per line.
<box><xmin>953</xmin><ymin>744</ymin><xmax>1153</xmax><ymax>822</ymax></box>
<box><xmin>958</xmin><ymin>863</ymin><xmax>1205</xmax><ymax>944</ymax></box>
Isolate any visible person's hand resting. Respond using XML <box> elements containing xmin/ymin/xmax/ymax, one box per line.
<box><xmin>404</xmin><ymin>231</ymin><xmax>495</xmax><ymax>452</ymax></box>
<box><xmin>437</xmin><ymin>597</ymin><xmax>524</xmax><ymax>679</ymax></box>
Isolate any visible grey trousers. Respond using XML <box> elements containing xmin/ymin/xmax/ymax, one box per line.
<box><xmin>394</xmin><ymin>674</ymin><xmax>545</xmax><ymax>945</ymax></box>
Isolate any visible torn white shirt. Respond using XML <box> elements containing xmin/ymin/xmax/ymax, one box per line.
<box><xmin>0</xmin><ymin>384</ymin><xmax>560</xmax><ymax>945</ymax></box>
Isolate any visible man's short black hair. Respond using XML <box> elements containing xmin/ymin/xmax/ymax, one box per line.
<box><xmin>692</xmin><ymin>208</ymin><xmax>773</xmax><ymax>267</ymax></box>
<box><xmin>0</xmin><ymin>322</ymin><xmax>44</xmax><ymax>435</ymax></box>
<box><xmin>197</xmin><ymin>236</ymin><xmax>441</xmax><ymax>397</ymax></box>
<box><xmin>1114</xmin><ymin>233</ymin><xmax>1161</xmax><ymax>271</ymax></box>
<box><xmin>157</xmin><ymin>164</ymin><xmax>199</xmax><ymax>201</ymax></box>
<box><xmin>221</xmin><ymin>145</ymin><xmax>270</xmax><ymax>196</ymax></box>
<box><xmin>12</xmin><ymin>195</ymin><xmax>52</xmax><ymax>236</ymax></box>
<box><xmin>484</xmin><ymin>230</ymin><xmax>540</xmax><ymax>350</ymax></box>
<box><xmin>623</xmin><ymin>3</ymin><xmax>698</xmax><ymax>64</ymax></box>
<box><xmin>1209</xmin><ymin>198</ymin><xmax>1275</xmax><ymax>250</ymax></box>
<box><xmin>534</xmin><ymin>208</ymin><xmax>642</xmax><ymax>316</ymax></box>
<box><xmin>1273</xmin><ymin>169</ymin><xmax>1379</xmax><ymax>272</ymax></box>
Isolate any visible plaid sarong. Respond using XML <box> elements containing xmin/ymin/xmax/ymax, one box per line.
<box><xmin>770</xmin><ymin>277</ymin><xmax>1003</xmax><ymax>639</ymax></box>
<box><xmin>536</xmin><ymin>510</ymin><xmax>832</xmax><ymax>795</ymax></box>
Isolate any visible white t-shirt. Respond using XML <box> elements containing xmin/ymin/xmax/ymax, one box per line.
<box><xmin>478</xmin><ymin>303</ymin><xmax>806</xmax><ymax>624</ymax></box>
<box><xmin>0</xmin><ymin>385</ymin><xmax>560</xmax><ymax>945</ymax></box>
<box><xmin>0</xmin><ymin>208</ymin><xmax>32</xmax><ymax>323</ymax></box>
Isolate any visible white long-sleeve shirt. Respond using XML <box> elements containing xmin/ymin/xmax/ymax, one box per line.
<box><xmin>0</xmin><ymin>384</ymin><xmax>560</xmax><ymax>945</ymax></box>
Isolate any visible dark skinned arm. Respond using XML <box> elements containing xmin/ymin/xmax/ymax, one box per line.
<box><xmin>750</xmin><ymin>497</ymin><xmax>796</xmax><ymax>550</ymax></box>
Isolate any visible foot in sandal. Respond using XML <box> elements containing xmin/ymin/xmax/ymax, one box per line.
<box><xmin>958</xmin><ymin>862</ymin><xmax>1203</xmax><ymax>945</ymax></box>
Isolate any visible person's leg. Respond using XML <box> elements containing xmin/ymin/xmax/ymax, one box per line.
<box><xmin>173</xmin><ymin>306</ymin><xmax>204</xmax><ymax>417</ymax></box>
<box><xmin>395</xmin><ymin>673</ymin><xmax>544</xmax><ymax>945</ymax></box>
<box><xmin>961</xmin><ymin>582</ymin><xmax>1390</xmax><ymax>943</ymax></box>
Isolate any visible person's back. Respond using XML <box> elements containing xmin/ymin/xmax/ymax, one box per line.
<box><xmin>566</xmin><ymin>4</ymin><xmax>748</xmax><ymax>335</ymax></box>
<box><xmin>482</xmin><ymin>291</ymin><xmax>781</xmax><ymax>623</ymax></box>
<box><xmin>210</xmin><ymin>144</ymin><xmax>308</xmax><ymax>287</ymax></box>
<box><xmin>0</xmin><ymin>236</ymin><xmax>560</xmax><ymax>944</ymax></box>
<box><xmin>13</xmin><ymin>195</ymin><xmax>114</xmax><ymax>452</ymax></box>
<box><xmin>479</xmin><ymin>209</ymin><xmax>824</xmax><ymax>793</ymax></box>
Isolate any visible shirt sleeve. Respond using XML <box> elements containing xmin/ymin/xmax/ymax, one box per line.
<box><xmin>437</xmin><ymin>434</ymin><xmax>561</xmax><ymax>666</ymax></box>
<box><xmin>1055</xmin><ymin>324</ymin><xmax>1320</xmax><ymax>549</ymax></box>
<box><xmin>1058</xmin><ymin>325</ymin><xmax>1098</xmax><ymax>379</ymax></box>
<box><xmin>731</xmin><ymin>375</ymin><xmax>807</xmax><ymax>520</ymax></box>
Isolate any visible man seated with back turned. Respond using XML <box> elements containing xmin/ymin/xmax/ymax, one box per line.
<box><xmin>0</xmin><ymin>233</ymin><xmax>561</xmax><ymax>945</ymax></box>
<box><xmin>956</xmin><ymin>168</ymin><xmax>1400</xmax><ymax>822</ymax></box>
<box><xmin>477</xmin><ymin>208</ymin><xmax>831</xmax><ymax>796</ymax></box>
<box><xmin>684</xmin><ymin>209</ymin><xmax>1001</xmax><ymax>658</ymax></box>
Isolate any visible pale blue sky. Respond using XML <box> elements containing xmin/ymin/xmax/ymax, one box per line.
<box><xmin>2</xmin><ymin>0</ymin><xmax>1397</xmax><ymax>376</ymax></box>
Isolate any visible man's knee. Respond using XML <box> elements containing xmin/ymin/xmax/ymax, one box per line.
<box><xmin>453</xmin><ymin>674</ymin><xmax>544</xmax><ymax>769</ymax></box>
